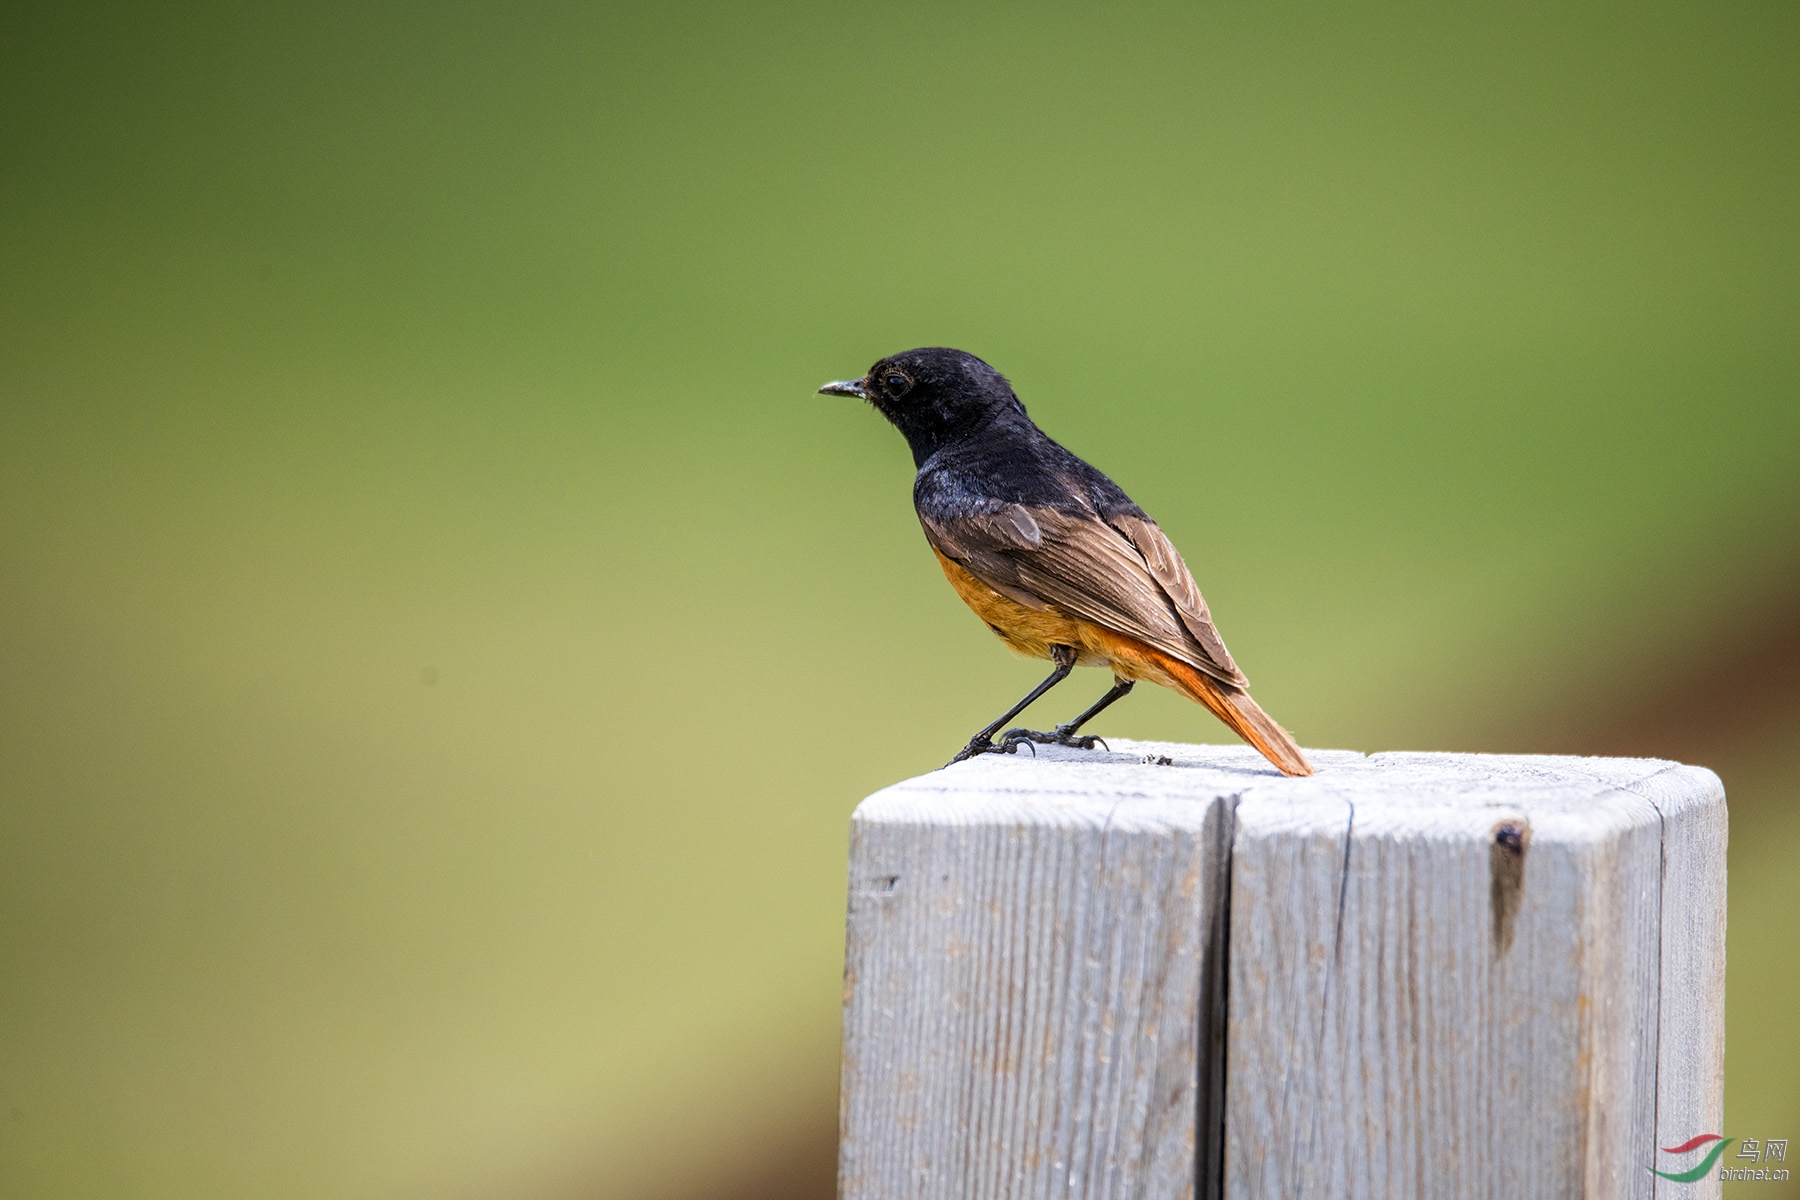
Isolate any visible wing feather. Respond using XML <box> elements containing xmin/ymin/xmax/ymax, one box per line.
<box><xmin>919</xmin><ymin>502</ymin><xmax>1247</xmax><ymax>687</ymax></box>
<box><xmin>1106</xmin><ymin>513</ymin><xmax>1244</xmax><ymax>684</ymax></box>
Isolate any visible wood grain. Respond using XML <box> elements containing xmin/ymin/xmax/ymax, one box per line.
<box><xmin>1225</xmin><ymin>752</ymin><xmax>1726</xmax><ymax>1200</ymax></box>
<box><xmin>1623</xmin><ymin>764</ymin><xmax>1729</xmax><ymax>1200</ymax></box>
<box><xmin>839</xmin><ymin>744</ymin><xmax>1311</xmax><ymax>1199</ymax></box>
<box><xmin>838</xmin><ymin>743</ymin><xmax>1726</xmax><ymax>1200</ymax></box>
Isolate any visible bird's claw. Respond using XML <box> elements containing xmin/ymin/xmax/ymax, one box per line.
<box><xmin>948</xmin><ymin>725</ymin><xmax>1109</xmax><ymax>768</ymax></box>
<box><xmin>947</xmin><ymin>737</ymin><xmax>1007</xmax><ymax>766</ymax></box>
<box><xmin>999</xmin><ymin>725</ymin><xmax>1108</xmax><ymax>752</ymax></box>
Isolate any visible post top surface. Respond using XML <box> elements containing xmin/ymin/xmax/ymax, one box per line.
<box><xmin>856</xmin><ymin>740</ymin><xmax>1723</xmax><ymax>841</ymax></box>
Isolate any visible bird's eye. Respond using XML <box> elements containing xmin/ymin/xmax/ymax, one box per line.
<box><xmin>884</xmin><ymin>372</ymin><xmax>911</xmax><ymax>395</ymax></box>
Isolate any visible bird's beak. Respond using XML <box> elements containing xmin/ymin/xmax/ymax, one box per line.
<box><xmin>817</xmin><ymin>377</ymin><xmax>869</xmax><ymax>399</ymax></box>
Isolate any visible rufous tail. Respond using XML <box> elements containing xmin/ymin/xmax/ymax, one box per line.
<box><xmin>1159</xmin><ymin>655</ymin><xmax>1314</xmax><ymax>777</ymax></box>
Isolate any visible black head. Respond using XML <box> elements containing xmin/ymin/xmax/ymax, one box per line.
<box><xmin>818</xmin><ymin>347</ymin><xmax>1025</xmax><ymax>464</ymax></box>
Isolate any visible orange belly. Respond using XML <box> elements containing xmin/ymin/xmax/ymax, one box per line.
<box><xmin>932</xmin><ymin>549</ymin><xmax>1186</xmax><ymax>690</ymax></box>
<box><xmin>932</xmin><ymin>549</ymin><xmax>1314</xmax><ymax>776</ymax></box>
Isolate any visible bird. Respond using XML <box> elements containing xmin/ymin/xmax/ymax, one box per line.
<box><xmin>819</xmin><ymin>347</ymin><xmax>1313</xmax><ymax>776</ymax></box>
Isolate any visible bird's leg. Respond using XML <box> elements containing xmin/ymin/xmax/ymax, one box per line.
<box><xmin>947</xmin><ymin>645</ymin><xmax>1077</xmax><ymax>765</ymax></box>
<box><xmin>1001</xmin><ymin>676</ymin><xmax>1135</xmax><ymax>752</ymax></box>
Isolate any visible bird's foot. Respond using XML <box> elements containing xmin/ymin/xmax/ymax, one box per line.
<box><xmin>947</xmin><ymin>736</ymin><xmax>1010</xmax><ymax>766</ymax></box>
<box><xmin>947</xmin><ymin>725</ymin><xmax>1108</xmax><ymax>767</ymax></box>
<box><xmin>999</xmin><ymin>724</ymin><xmax>1109</xmax><ymax>753</ymax></box>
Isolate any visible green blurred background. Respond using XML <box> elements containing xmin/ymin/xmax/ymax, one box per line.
<box><xmin>2</xmin><ymin>1</ymin><xmax>1796</xmax><ymax>1196</ymax></box>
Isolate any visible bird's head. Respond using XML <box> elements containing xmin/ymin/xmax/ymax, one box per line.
<box><xmin>818</xmin><ymin>347</ymin><xmax>1023</xmax><ymax>462</ymax></box>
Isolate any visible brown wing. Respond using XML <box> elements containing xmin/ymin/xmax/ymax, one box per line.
<box><xmin>1104</xmin><ymin>513</ymin><xmax>1244</xmax><ymax>684</ymax></box>
<box><xmin>919</xmin><ymin>503</ymin><xmax>1248</xmax><ymax>688</ymax></box>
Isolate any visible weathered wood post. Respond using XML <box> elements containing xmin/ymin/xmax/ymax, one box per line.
<box><xmin>838</xmin><ymin>742</ymin><xmax>1725</xmax><ymax>1200</ymax></box>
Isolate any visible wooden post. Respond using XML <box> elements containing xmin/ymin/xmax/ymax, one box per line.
<box><xmin>838</xmin><ymin>742</ymin><xmax>1725</xmax><ymax>1200</ymax></box>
